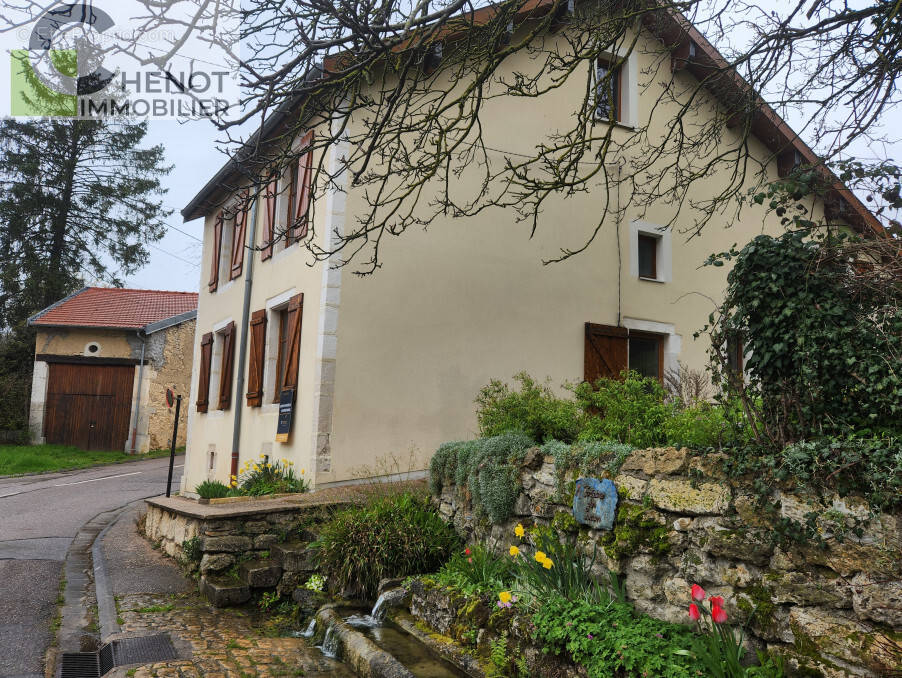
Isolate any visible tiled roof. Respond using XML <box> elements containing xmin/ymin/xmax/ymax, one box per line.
<box><xmin>30</xmin><ymin>287</ymin><xmax>198</xmax><ymax>330</ymax></box>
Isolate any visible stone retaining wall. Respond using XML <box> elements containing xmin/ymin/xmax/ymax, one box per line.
<box><xmin>142</xmin><ymin>497</ymin><xmax>330</xmax><ymax>604</ymax></box>
<box><xmin>433</xmin><ymin>447</ymin><xmax>902</xmax><ymax>677</ymax></box>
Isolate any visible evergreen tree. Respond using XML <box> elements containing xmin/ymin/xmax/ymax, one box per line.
<box><xmin>0</xmin><ymin>118</ymin><xmax>172</xmax><ymax>437</ymax></box>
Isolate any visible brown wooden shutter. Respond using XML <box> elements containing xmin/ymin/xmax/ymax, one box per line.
<box><xmin>584</xmin><ymin>322</ymin><xmax>628</xmax><ymax>384</ymax></box>
<box><xmin>217</xmin><ymin>321</ymin><xmax>236</xmax><ymax>410</ymax></box>
<box><xmin>208</xmin><ymin>212</ymin><xmax>224</xmax><ymax>292</ymax></box>
<box><xmin>229</xmin><ymin>201</ymin><xmax>248</xmax><ymax>280</ymax></box>
<box><xmin>261</xmin><ymin>175</ymin><xmax>278</xmax><ymax>260</ymax></box>
<box><xmin>282</xmin><ymin>293</ymin><xmax>304</xmax><ymax>391</ymax></box>
<box><xmin>245</xmin><ymin>309</ymin><xmax>267</xmax><ymax>407</ymax></box>
<box><xmin>196</xmin><ymin>332</ymin><xmax>213</xmax><ymax>412</ymax></box>
<box><xmin>289</xmin><ymin>131</ymin><xmax>314</xmax><ymax>245</ymax></box>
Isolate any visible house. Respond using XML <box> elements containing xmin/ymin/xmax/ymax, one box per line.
<box><xmin>177</xmin><ymin>2</ymin><xmax>879</xmax><ymax>492</ymax></box>
<box><xmin>28</xmin><ymin>287</ymin><xmax>198</xmax><ymax>453</ymax></box>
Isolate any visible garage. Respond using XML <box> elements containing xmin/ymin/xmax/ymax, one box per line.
<box><xmin>43</xmin><ymin>362</ymin><xmax>135</xmax><ymax>451</ymax></box>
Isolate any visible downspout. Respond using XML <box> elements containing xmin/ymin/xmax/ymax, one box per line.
<box><xmin>230</xmin><ymin>193</ymin><xmax>260</xmax><ymax>478</ymax></box>
<box><xmin>130</xmin><ymin>330</ymin><xmax>146</xmax><ymax>453</ymax></box>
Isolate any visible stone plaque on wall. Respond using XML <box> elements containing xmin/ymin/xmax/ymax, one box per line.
<box><xmin>572</xmin><ymin>477</ymin><xmax>618</xmax><ymax>530</ymax></box>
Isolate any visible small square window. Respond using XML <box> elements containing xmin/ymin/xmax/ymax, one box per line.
<box><xmin>638</xmin><ymin>234</ymin><xmax>658</xmax><ymax>279</ymax></box>
<box><xmin>629</xmin><ymin>335</ymin><xmax>662</xmax><ymax>380</ymax></box>
<box><xmin>595</xmin><ymin>59</ymin><xmax>622</xmax><ymax>122</ymax></box>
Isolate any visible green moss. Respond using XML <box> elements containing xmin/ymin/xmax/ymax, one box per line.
<box><xmin>601</xmin><ymin>503</ymin><xmax>671</xmax><ymax>561</ymax></box>
<box><xmin>736</xmin><ymin>585</ymin><xmax>776</xmax><ymax>633</ymax></box>
<box><xmin>551</xmin><ymin>510</ymin><xmax>579</xmax><ymax>533</ymax></box>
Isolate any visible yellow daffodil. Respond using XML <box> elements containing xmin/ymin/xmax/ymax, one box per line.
<box><xmin>542</xmin><ymin>558</ymin><xmax>553</xmax><ymax>569</ymax></box>
<box><xmin>287</xmin><ymin>460</ymin><xmax>294</xmax><ymax>465</ymax></box>
<box><xmin>253</xmin><ymin>464</ymin><xmax>260</xmax><ymax>471</ymax></box>
<box><xmin>534</xmin><ymin>551</ymin><xmax>547</xmax><ymax>563</ymax></box>
<box><xmin>301</xmin><ymin>468</ymin><xmax>305</xmax><ymax>475</ymax></box>
<box><xmin>509</xmin><ymin>545</ymin><xmax>520</xmax><ymax>557</ymax></box>
<box><xmin>498</xmin><ymin>591</ymin><xmax>512</xmax><ymax>604</ymax></box>
<box><xmin>260</xmin><ymin>453</ymin><xmax>265</xmax><ymax>458</ymax></box>
<box><xmin>514</xmin><ymin>523</ymin><xmax>525</xmax><ymax>538</ymax></box>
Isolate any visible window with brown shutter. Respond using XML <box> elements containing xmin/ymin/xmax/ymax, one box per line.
<box><xmin>196</xmin><ymin>332</ymin><xmax>213</xmax><ymax>412</ymax></box>
<box><xmin>246</xmin><ymin>310</ymin><xmax>267</xmax><ymax>407</ymax></box>
<box><xmin>217</xmin><ymin>322</ymin><xmax>236</xmax><ymax>410</ymax></box>
<box><xmin>274</xmin><ymin>293</ymin><xmax>304</xmax><ymax>400</ymax></box>
<box><xmin>584</xmin><ymin>323</ymin><xmax>628</xmax><ymax>384</ymax></box>
<box><xmin>229</xmin><ymin>199</ymin><xmax>248</xmax><ymax>280</ymax></box>
<box><xmin>261</xmin><ymin>173</ymin><xmax>278</xmax><ymax>260</ymax></box>
<box><xmin>208</xmin><ymin>212</ymin><xmax>224</xmax><ymax>292</ymax></box>
<box><xmin>289</xmin><ymin>131</ymin><xmax>314</xmax><ymax>245</ymax></box>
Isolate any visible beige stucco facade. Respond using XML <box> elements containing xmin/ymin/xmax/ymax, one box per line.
<box><xmin>30</xmin><ymin>320</ymin><xmax>195</xmax><ymax>452</ymax></box>
<box><xmin>181</xmin><ymin>20</ymin><xmax>843</xmax><ymax>492</ymax></box>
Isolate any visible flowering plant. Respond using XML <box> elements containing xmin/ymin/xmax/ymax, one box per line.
<box><xmin>434</xmin><ymin>542</ymin><xmax>513</xmax><ymax>596</ymax></box>
<box><xmin>304</xmin><ymin>574</ymin><xmax>326</xmax><ymax>592</ymax></box>
<box><xmin>235</xmin><ymin>455</ymin><xmax>309</xmax><ymax>495</ymax></box>
<box><xmin>680</xmin><ymin>584</ymin><xmax>784</xmax><ymax>678</ymax></box>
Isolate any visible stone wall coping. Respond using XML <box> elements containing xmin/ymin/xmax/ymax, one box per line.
<box><xmin>145</xmin><ymin>494</ymin><xmax>351</xmax><ymax>520</ymax></box>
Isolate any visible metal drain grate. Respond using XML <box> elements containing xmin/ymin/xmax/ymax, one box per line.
<box><xmin>60</xmin><ymin>635</ymin><xmax>178</xmax><ymax>677</ymax></box>
<box><xmin>106</xmin><ymin>634</ymin><xmax>178</xmax><ymax>669</ymax></box>
<box><xmin>59</xmin><ymin>653</ymin><xmax>100</xmax><ymax>678</ymax></box>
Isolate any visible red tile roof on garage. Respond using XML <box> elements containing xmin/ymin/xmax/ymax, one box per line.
<box><xmin>29</xmin><ymin>287</ymin><xmax>199</xmax><ymax>330</ymax></box>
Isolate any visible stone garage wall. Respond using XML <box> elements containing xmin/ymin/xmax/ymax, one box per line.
<box><xmin>433</xmin><ymin>447</ymin><xmax>902</xmax><ymax>677</ymax></box>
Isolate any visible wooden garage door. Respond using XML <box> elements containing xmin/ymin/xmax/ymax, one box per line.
<box><xmin>44</xmin><ymin>363</ymin><xmax>135</xmax><ymax>451</ymax></box>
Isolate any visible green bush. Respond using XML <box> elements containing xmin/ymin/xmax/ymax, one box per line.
<box><xmin>570</xmin><ymin>373</ymin><xmax>672</xmax><ymax>447</ymax></box>
<box><xmin>473</xmin><ymin>372</ymin><xmax>745</xmax><ymax>452</ymax></box>
<box><xmin>476</xmin><ymin>372</ymin><xmax>584</xmax><ymax>443</ymax></box>
<box><xmin>313</xmin><ymin>492</ymin><xmax>459</xmax><ymax>600</ymax></box>
<box><xmin>195</xmin><ymin>479</ymin><xmax>230</xmax><ymax>499</ymax></box>
<box><xmin>429</xmin><ymin>432</ymin><xmax>535</xmax><ymax>522</ymax></box>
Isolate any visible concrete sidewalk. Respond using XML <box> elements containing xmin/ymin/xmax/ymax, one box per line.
<box><xmin>95</xmin><ymin>501</ymin><xmax>354</xmax><ymax>678</ymax></box>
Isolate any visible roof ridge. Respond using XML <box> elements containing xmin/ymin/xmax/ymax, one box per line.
<box><xmin>83</xmin><ymin>286</ymin><xmax>199</xmax><ymax>296</ymax></box>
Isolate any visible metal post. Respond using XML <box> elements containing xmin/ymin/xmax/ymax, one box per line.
<box><xmin>166</xmin><ymin>395</ymin><xmax>182</xmax><ymax>498</ymax></box>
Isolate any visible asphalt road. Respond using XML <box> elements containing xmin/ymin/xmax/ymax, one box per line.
<box><xmin>0</xmin><ymin>455</ymin><xmax>183</xmax><ymax>678</ymax></box>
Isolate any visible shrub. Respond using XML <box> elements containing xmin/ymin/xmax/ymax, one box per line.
<box><xmin>570</xmin><ymin>372</ymin><xmax>672</xmax><ymax>447</ymax></box>
<box><xmin>195</xmin><ymin>479</ymin><xmax>230</xmax><ymax>499</ymax></box>
<box><xmin>706</xmin><ymin>231</ymin><xmax>902</xmax><ymax>446</ymax></box>
<box><xmin>544</xmin><ymin>439</ymin><xmax>634</xmax><ymax>499</ymax></box>
<box><xmin>475</xmin><ymin>372</ymin><xmax>584</xmax><ymax>443</ymax></box>
<box><xmin>313</xmin><ymin>491</ymin><xmax>459</xmax><ymax>600</ymax></box>
<box><xmin>429</xmin><ymin>432</ymin><xmax>535</xmax><ymax>522</ymax></box>
<box><xmin>662</xmin><ymin>401</ymin><xmax>750</xmax><ymax>449</ymax></box>
<box><xmin>435</xmin><ymin>543</ymin><xmax>513</xmax><ymax>596</ymax></box>
<box><xmin>236</xmin><ymin>456</ymin><xmax>309</xmax><ymax>495</ymax></box>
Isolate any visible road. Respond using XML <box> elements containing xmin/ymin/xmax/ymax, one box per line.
<box><xmin>0</xmin><ymin>455</ymin><xmax>183</xmax><ymax>678</ymax></box>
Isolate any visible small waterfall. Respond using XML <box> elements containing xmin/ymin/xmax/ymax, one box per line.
<box><xmin>321</xmin><ymin>624</ymin><xmax>339</xmax><ymax>659</ymax></box>
<box><xmin>294</xmin><ymin>618</ymin><xmax>316</xmax><ymax>638</ymax></box>
<box><xmin>371</xmin><ymin>592</ymin><xmax>389</xmax><ymax>622</ymax></box>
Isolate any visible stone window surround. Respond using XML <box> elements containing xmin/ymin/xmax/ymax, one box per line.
<box><xmin>629</xmin><ymin>219</ymin><xmax>672</xmax><ymax>283</ymax></box>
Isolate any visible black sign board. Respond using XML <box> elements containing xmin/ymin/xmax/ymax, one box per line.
<box><xmin>276</xmin><ymin>388</ymin><xmax>295</xmax><ymax>442</ymax></box>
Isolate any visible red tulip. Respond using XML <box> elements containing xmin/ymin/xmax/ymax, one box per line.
<box><xmin>711</xmin><ymin>605</ymin><xmax>728</xmax><ymax>624</ymax></box>
<box><xmin>691</xmin><ymin>584</ymin><xmax>706</xmax><ymax>601</ymax></box>
<box><xmin>688</xmin><ymin>603</ymin><xmax>700</xmax><ymax>621</ymax></box>
<box><xmin>464</xmin><ymin>547</ymin><xmax>471</xmax><ymax>556</ymax></box>
<box><xmin>709</xmin><ymin>596</ymin><xmax>725</xmax><ymax>608</ymax></box>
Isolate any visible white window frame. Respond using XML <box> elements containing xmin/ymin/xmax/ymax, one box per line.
<box><xmin>630</xmin><ymin>219</ymin><xmax>672</xmax><ymax>283</ymax></box>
